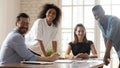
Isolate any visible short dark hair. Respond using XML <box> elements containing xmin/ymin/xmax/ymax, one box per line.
<box><xmin>16</xmin><ymin>13</ymin><xmax>29</xmax><ymax>22</ymax></box>
<box><xmin>92</xmin><ymin>5</ymin><xmax>104</xmax><ymax>11</ymax></box>
<box><xmin>38</xmin><ymin>3</ymin><xmax>61</xmax><ymax>27</ymax></box>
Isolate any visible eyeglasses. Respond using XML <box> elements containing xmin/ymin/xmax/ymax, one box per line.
<box><xmin>18</xmin><ymin>21</ymin><xmax>29</xmax><ymax>26</ymax></box>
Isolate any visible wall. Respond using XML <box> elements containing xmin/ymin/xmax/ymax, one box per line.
<box><xmin>0</xmin><ymin>0</ymin><xmax>62</xmax><ymax>53</ymax></box>
<box><xmin>0</xmin><ymin>0</ymin><xmax>20</xmax><ymax>47</ymax></box>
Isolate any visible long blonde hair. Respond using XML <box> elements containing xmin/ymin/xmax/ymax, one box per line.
<box><xmin>73</xmin><ymin>23</ymin><xmax>88</xmax><ymax>44</ymax></box>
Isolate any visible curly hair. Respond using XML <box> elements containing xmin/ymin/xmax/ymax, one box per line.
<box><xmin>38</xmin><ymin>4</ymin><xmax>61</xmax><ymax>27</ymax></box>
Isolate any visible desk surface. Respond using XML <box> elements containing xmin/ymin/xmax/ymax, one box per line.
<box><xmin>0</xmin><ymin>58</ymin><xmax>104</xmax><ymax>68</ymax></box>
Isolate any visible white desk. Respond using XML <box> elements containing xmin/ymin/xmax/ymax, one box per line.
<box><xmin>0</xmin><ymin>58</ymin><xmax>104</xmax><ymax>68</ymax></box>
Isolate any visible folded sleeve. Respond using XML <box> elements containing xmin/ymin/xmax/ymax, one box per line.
<box><xmin>11</xmin><ymin>34</ymin><xmax>38</xmax><ymax>61</ymax></box>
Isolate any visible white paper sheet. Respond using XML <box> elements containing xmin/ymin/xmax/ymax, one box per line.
<box><xmin>21</xmin><ymin>61</ymin><xmax>54</xmax><ymax>65</ymax></box>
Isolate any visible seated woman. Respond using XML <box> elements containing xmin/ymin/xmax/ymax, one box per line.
<box><xmin>65</xmin><ymin>23</ymin><xmax>98</xmax><ymax>59</ymax></box>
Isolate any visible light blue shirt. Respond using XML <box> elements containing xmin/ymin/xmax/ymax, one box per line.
<box><xmin>98</xmin><ymin>15</ymin><xmax>120</xmax><ymax>58</ymax></box>
<box><xmin>0</xmin><ymin>29</ymin><xmax>38</xmax><ymax>64</ymax></box>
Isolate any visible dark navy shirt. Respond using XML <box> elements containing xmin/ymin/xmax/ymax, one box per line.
<box><xmin>69</xmin><ymin>41</ymin><xmax>93</xmax><ymax>56</ymax></box>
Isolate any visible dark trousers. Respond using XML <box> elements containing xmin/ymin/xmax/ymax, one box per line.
<box><xmin>118</xmin><ymin>60</ymin><xmax>120</xmax><ymax>68</ymax></box>
<box><xmin>118</xmin><ymin>62</ymin><xmax>120</xmax><ymax>68</ymax></box>
<box><xmin>118</xmin><ymin>58</ymin><xmax>120</xmax><ymax>68</ymax></box>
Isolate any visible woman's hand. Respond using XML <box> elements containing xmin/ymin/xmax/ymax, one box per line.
<box><xmin>74</xmin><ymin>53</ymin><xmax>89</xmax><ymax>59</ymax></box>
<box><xmin>49</xmin><ymin>53</ymin><xmax>59</xmax><ymax>62</ymax></box>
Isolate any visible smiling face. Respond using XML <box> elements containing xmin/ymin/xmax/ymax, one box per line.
<box><xmin>46</xmin><ymin>8</ymin><xmax>56</xmax><ymax>25</ymax></box>
<box><xmin>92</xmin><ymin>9</ymin><xmax>105</xmax><ymax>21</ymax></box>
<box><xmin>16</xmin><ymin>17</ymin><xmax>29</xmax><ymax>34</ymax></box>
<box><xmin>75</xmin><ymin>26</ymin><xmax>86</xmax><ymax>39</ymax></box>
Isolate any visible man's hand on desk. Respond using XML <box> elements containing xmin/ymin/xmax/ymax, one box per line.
<box><xmin>103</xmin><ymin>56</ymin><xmax>110</xmax><ymax>65</ymax></box>
<box><xmin>103</xmin><ymin>48</ymin><xmax>111</xmax><ymax>65</ymax></box>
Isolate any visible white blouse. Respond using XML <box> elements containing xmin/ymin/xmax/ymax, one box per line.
<box><xmin>25</xmin><ymin>18</ymin><xmax>58</xmax><ymax>55</ymax></box>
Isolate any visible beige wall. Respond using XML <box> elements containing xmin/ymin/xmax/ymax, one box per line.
<box><xmin>0</xmin><ymin>0</ymin><xmax>20</xmax><ymax>46</ymax></box>
<box><xmin>0</xmin><ymin>0</ymin><xmax>61</xmax><ymax>52</ymax></box>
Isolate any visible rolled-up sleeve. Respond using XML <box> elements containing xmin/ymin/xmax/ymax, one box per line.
<box><xmin>11</xmin><ymin>34</ymin><xmax>38</xmax><ymax>61</ymax></box>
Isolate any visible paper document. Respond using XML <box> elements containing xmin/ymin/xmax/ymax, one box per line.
<box><xmin>21</xmin><ymin>61</ymin><xmax>54</xmax><ymax>65</ymax></box>
<box><xmin>75</xmin><ymin>58</ymin><xmax>103</xmax><ymax>63</ymax></box>
<box><xmin>54</xmin><ymin>59</ymin><xmax>74</xmax><ymax>63</ymax></box>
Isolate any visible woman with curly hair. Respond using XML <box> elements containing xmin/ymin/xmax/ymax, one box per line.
<box><xmin>25</xmin><ymin>3</ymin><xmax>61</xmax><ymax>57</ymax></box>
